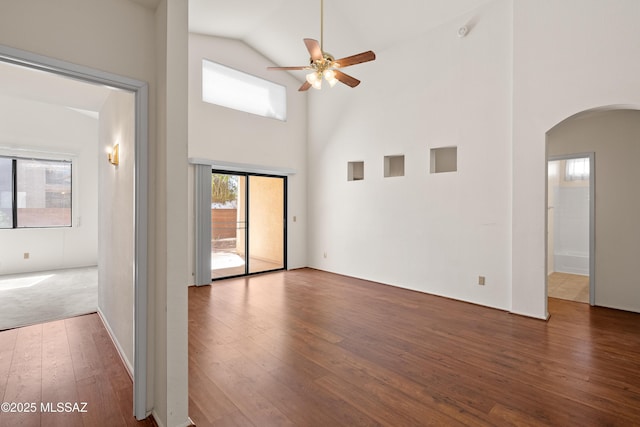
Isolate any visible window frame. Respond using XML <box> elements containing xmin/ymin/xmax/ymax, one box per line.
<box><xmin>0</xmin><ymin>155</ymin><xmax>73</xmax><ymax>229</ymax></box>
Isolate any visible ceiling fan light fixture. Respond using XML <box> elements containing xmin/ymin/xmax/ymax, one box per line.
<box><xmin>267</xmin><ymin>0</ymin><xmax>375</xmax><ymax>92</ymax></box>
<box><xmin>306</xmin><ymin>71</ymin><xmax>322</xmax><ymax>90</ymax></box>
<box><xmin>323</xmin><ymin>69</ymin><xmax>338</xmax><ymax>87</ymax></box>
<box><xmin>306</xmin><ymin>71</ymin><xmax>319</xmax><ymax>84</ymax></box>
<box><xmin>306</xmin><ymin>71</ymin><xmax>323</xmax><ymax>89</ymax></box>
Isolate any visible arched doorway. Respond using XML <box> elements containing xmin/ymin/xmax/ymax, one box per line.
<box><xmin>545</xmin><ymin>108</ymin><xmax>640</xmax><ymax>313</ymax></box>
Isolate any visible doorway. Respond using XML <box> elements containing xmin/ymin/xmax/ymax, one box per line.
<box><xmin>547</xmin><ymin>154</ymin><xmax>594</xmax><ymax>305</ymax></box>
<box><xmin>0</xmin><ymin>45</ymin><xmax>148</xmax><ymax>419</ymax></box>
<box><xmin>0</xmin><ymin>61</ymin><xmax>126</xmax><ymax>331</ymax></box>
<box><xmin>211</xmin><ymin>171</ymin><xmax>286</xmax><ymax>280</ymax></box>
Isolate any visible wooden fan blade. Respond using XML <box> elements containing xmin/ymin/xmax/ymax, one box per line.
<box><xmin>334</xmin><ymin>51</ymin><xmax>376</xmax><ymax>68</ymax></box>
<box><xmin>334</xmin><ymin>70</ymin><xmax>360</xmax><ymax>88</ymax></box>
<box><xmin>267</xmin><ymin>66</ymin><xmax>309</xmax><ymax>71</ymax></box>
<box><xmin>299</xmin><ymin>81</ymin><xmax>312</xmax><ymax>91</ymax></box>
<box><xmin>304</xmin><ymin>38</ymin><xmax>323</xmax><ymax>61</ymax></box>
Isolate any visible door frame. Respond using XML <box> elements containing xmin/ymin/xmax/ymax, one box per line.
<box><xmin>546</xmin><ymin>152</ymin><xmax>595</xmax><ymax>306</ymax></box>
<box><xmin>211</xmin><ymin>169</ymin><xmax>287</xmax><ymax>280</ymax></box>
<box><xmin>0</xmin><ymin>44</ymin><xmax>149</xmax><ymax>419</ymax></box>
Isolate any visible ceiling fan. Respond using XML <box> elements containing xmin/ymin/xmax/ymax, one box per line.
<box><xmin>267</xmin><ymin>0</ymin><xmax>376</xmax><ymax>91</ymax></box>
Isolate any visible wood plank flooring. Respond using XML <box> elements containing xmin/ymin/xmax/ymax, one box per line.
<box><xmin>189</xmin><ymin>268</ymin><xmax>640</xmax><ymax>427</ymax></box>
<box><xmin>0</xmin><ymin>314</ymin><xmax>155</xmax><ymax>427</ymax></box>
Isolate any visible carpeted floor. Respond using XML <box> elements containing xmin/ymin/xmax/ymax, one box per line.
<box><xmin>0</xmin><ymin>266</ymin><xmax>97</xmax><ymax>330</ymax></box>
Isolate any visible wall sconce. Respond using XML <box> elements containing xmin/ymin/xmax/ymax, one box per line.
<box><xmin>108</xmin><ymin>144</ymin><xmax>120</xmax><ymax>166</ymax></box>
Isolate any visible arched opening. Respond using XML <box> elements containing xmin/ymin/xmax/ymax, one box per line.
<box><xmin>545</xmin><ymin>107</ymin><xmax>640</xmax><ymax>314</ymax></box>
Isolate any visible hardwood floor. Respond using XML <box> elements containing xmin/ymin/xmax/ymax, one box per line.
<box><xmin>189</xmin><ymin>268</ymin><xmax>640</xmax><ymax>426</ymax></box>
<box><xmin>0</xmin><ymin>314</ymin><xmax>155</xmax><ymax>427</ymax></box>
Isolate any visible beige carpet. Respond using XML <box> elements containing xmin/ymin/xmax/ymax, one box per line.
<box><xmin>0</xmin><ymin>266</ymin><xmax>97</xmax><ymax>330</ymax></box>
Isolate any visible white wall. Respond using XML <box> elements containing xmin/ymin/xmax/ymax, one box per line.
<box><xmin>154</xmin><ymin>1</ymin><xmax>190</xmax><ymax>426</ymax></box>
<box><xmin>548</xmin><ymin>110</ymin><xmax>640</xmax><ymax>313</ymax></box>
<box><xmin>98</xmin><ymin>89</ymin><xmax>135</xmax><ymax>371</ymax></box>
<box><xmin>308</xmin><ymin>0</ymin><xmax>513</xmax><ymax>310</ymax></box>
<box><xmin>188</xmin><ymin>33</ymin><xmax>308</xmax><ymax>282</ymax></box>
<box><xmin>512</xmin><ymin>0</ymin><xmax>640</xmax><ymax>318</ymax></box>
<box><xmin>0</xmin><ymin>96</ymin><xmax>98</xmax><ymax>275</ymax></box>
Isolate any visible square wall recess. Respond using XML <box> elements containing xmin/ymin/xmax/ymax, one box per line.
<box><xmin>384</xmin><ymin>155</ymin><xmax>405</xmax><ymax>178</ymax></box>
<box><xmin>430</xmin><ymin>147</ymin><xmax>457</xmax><ymax>173</ymax></box>
<box><xmin>348</xmin><ymin>161</ymin><xmax>364</xmax><ymax>181</ymax></box>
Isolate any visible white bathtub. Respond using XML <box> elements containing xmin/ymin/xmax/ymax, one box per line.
<box><xmin>554</xmin><ymin>252</ymin><xmax>589</xmax><ymax>275</ymax></box>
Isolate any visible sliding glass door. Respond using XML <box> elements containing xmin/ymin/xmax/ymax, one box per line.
<box><xmin>211</xmin><ymin>171</ymin><xmax>286</xmax><ymax>280</ymax></box>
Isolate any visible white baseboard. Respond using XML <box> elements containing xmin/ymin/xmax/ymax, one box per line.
<box><xmin>96</xmin><ymin>308</ymin><xmax>134</xmax><ymax>379</ymax></box>
<box><xmin>151</xmin><ymin>410</ymin><xmax>194</xmax><ymax>427</ymax></box>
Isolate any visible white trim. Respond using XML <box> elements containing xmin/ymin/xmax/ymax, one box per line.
<box><xmin>0</xmin><ymin>45</ymin><xmax>147</xmax><ymax>93</ymax></box>
<box><xmin>97</xmin><ymin>308</ymin><xmax>134</xmax><ymax>378</ymax></box>
<box><xmin>189</xmin><ymin>157</ymin><xmax>296</xmax><ymax>176</ymax></box>
<box><xmin>0</xmin><ymin>44</ymin><xmax>149</xmax><ymax>420</ymax></box>
<box><xmin>150</xmin><ymin>410</ymin><xmax>193</xmax><ymax>427</ymax></box>
<box><xmin>151</xmin><ymin>410</ymin><xmax>165</xmax><ymax>427</ymax></box>
<box><xmin>509</xmin><ymin>309</ymin><xmax>549</xmax><ymax>321</ymax></box>
<box><xmin>194</xmin><ymin>165</ymin><xmax>212</xmax><ymax>286</ymax></box>
<box><xmin>133</xmin><ymin>81</ymin><xmax>149</xmax><ymax>421</ymax></box>
<box><xmin>0</xmin><ymin>147</ymin><xmax>77</xmax><ymax>160</ymax></box>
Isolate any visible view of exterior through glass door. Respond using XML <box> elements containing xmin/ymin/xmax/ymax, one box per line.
<box><xmin>211</xmin><ymin>171</ymin><xmax>286</xmax><ymax>280</ymax></box>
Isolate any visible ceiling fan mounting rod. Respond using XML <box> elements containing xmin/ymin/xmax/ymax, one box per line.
<box><xmin>320</xmin><ymin>0</ymin><xmax>324</xmax><ymax>52</ymax></box>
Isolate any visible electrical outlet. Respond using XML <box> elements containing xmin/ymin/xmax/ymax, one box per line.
<box><xmin>24</xmin><ymin>252</ymin><xmax>30</xmax><ymax>260</ymax></box>
<box><xmin>478</xmin><ymin>276</ymin><xmax>485</xmax><ymax>286</ymax></box>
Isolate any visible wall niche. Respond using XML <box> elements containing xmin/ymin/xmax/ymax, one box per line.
<box><xmin>384</xmin><ymin>155</ymin><xmax>405</xmax><ymax>178</ymax></box>
<box><xmin>348</xmin><ymin>161</ymin><xmax>364</xmax><ymax>181</ymax></box>
<box><xmin>430</xmin><ymin>147</ymin><xmax>457</xmax><ymax>173</ymax></box>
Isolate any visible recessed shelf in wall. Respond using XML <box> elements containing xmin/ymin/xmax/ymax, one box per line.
<box><xmin>348</xmin><ymin>161</ymin><xmax>364</xmax><ymax>181</ymax></box>
<box><xmin>430</xmin><ymin>147</ymin><xmax>457</xmax><ymax>173</ymax></box>
<box><xmin>384</xmin><ymin>155</ymin><xmax>405</xmax><ymax>178</ymax></box>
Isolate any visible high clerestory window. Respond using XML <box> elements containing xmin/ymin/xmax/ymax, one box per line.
<box><xmin>0</xmin><ymin>156</ymin><xmax>72</xmax><ymax>229</ymax></box>
<box><xmin>202</xmin><ymin>59</ymin><xmax>287</xmax><ymax>121</ymax></box>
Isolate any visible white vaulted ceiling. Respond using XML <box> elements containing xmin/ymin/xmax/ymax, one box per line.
<box><xmin>0</xmin><ymin>0</ymin><xmax>495</xmax><ymax>122</ymax></box>
<box><xmin>189</xmin><ymin>0</ymin><xmax>493</xmax><ymax>72</ymax></box>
